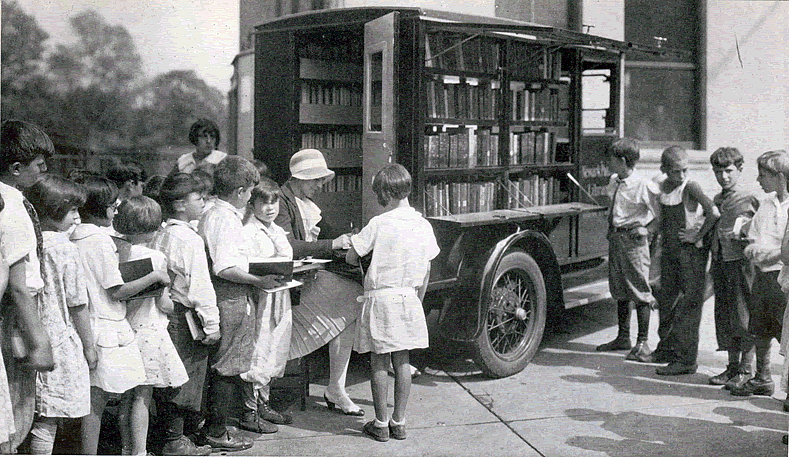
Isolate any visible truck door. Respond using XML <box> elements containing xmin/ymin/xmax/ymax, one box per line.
<box><xmin>362</xmin><ymin>12</ymin><xmax>399</xmax><ymax>224</ymax></box>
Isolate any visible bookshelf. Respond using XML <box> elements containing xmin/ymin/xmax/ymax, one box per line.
<box><xmin>420</xmin><ymin>29</ymin><xmax>573</xmax><ymax>217</ymax></box>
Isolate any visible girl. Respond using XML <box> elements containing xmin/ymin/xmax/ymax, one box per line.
<box><xmin>70</xmin><ymin>176</ymin><xmax>165</xmax><ymax>455</ymax></box>
<box><xmin>0</xmin><ymin>193</ymin><xmax>14</xmax><ymax>450</ymax></box>
<box><xmin>23</xmin><ymin>176</ymin><xmax>95</xmax><ymax>454</ymax></box>
<box><xmin>114</xmin><ymin>196</ymin><xmax>188</xmax><ymax>455</ymax></box>
<box><xmin>346</xmin><ymin>164</ymin><xmax>439</xmax><ymax>442</ymax></box>
<box><xmin>239</xmin><ymin>178</ymin><xmax>295</xmax><ymax>432</ymax></box>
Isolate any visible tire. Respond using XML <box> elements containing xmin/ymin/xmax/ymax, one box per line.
<box><xmin>472</xmin><ymin>249</ymin><xmax>547</xmax><ymax>378</ymax></box>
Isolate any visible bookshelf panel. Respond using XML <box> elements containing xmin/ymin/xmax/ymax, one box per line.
<box><xmin>320</xmin><ymin>148</ymin><xmax>362</xmax><ymax>168</ymax></box>
<box><xmin>300</xmin><ymin>58</ymin><xmax>363</xmax><ymax>82</ymax></box>
<box><xmin>299</xmin><ymin>104</ymin><xmax>362</xmax><ymax>125</ymax></box>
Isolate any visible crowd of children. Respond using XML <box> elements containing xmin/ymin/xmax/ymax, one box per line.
<box><xmin>0</xmin><ymin>119</ymin><xmax>438</xmax><ymax>454</ymax></box>
<box><xmin>599</xmin><ymin>138</ymin><xmax>789</xmax><ymax>445</ymax></box>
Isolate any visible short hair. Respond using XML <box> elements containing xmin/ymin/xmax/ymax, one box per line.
<box><xmin>710</xmin><ymin>147</ymin><xmax>744</xmax><ymax>170</ymax></box>
<box><xmin>107</xmin><ymin>161</ymin><xmax>145</xmax><ymax>188</ymax></box>
<box><xmin>158</xmin><ymin>173</ymin><xmax>202</xmax><ymax>217</ymax></box>
<box><xmin>24</xmin><ymin>175</ymin><xmax>86</xmax><ymax>222</ymax></box>
<box><xmin>0</xmin><ymin>120</ymin><xmax>54</xmax><ymax>174</ymax></box>
<box><xmin>605</xmin><ymin>138</ymin><xmax>640</xmax><ymax>168</ymax></box>
<box><xmin>192</xmin><ymin>169</ymin><xmax>215</xmax><ymax>195</ymax></box>
<box><xmin>80</xmin><ymin>176</ymin><xmax>119</xmax><ymax>220</ymax></box>
<box><xmin>213</xmin><ymin>156</ymin><xmax>260</xmax><ymax>197</ymax></box>
<box><xmin>142</xmin><ymin>175</ymin><xmax>166</xmax><ymax>200</ymax></box>
<box><xmin>114</xmin><ymin>196</ymin><xmax>162</xmax><ymax>235</ymax></box>
<box><xmin>251</xmin><ymin>159</ymin><xmax>272</xmax><ymax>179</ymax></box>
<box><xmin>188</xmin><ymin>119</ymin><xmax>220</xmax><ymax>148</ymax></box>
<box><xmin>66</xmin><ymin>168</ymin><xmax>98</xmax><ymax>183</ymax></box>
<box><xmin>660</xmin><ymin>146</ymin><xmax>688</xmax><ymax>172</ymax></box>
<box><xmin>756</xmin><ymin>150</ymin><xmax>789</xmax><ymax>177</ymax></box>
<box><xmin>372</xmin><ymin>164</ymin><xmax>412</xmax><ymax>206</ymax></box>
<box><xmin>249</xmin><ymin>177</ymin><xmax>281</xmax><ymax>205</ymax></box>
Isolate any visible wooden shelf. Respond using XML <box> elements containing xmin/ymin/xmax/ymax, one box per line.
<box><xmin>423</xmin><ymin>68</ymin><xmax>499</xmax><ymax>80</ymax></box>
<box><xmin>425</xmin><ymin>118</ymin><xmax>498</xmax><ymax>127</ymax></box>
<box><xmin>299</xmin><ymin>104</ymin><xmax>362</xmax><ymax>125</ymax></box>
<box><xmin>508</xmin><ymin>120</ymin><xmax>566</xmax><ymax>129</ymax></box>
<box><xmin>506</xmin><ymin>163</ymin><xmax>575</xmax><ymax>174</ymax></box>
<box><xmin>424</xmin><ymin>167</ymin><xmax>506</xmax><ymax>179</ymax></box>
<box><xmin>300</xmin><ymin>58</ymin><xmax>362</xmax><ymax>83</ymax></box>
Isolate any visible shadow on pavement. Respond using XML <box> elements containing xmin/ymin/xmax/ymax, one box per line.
<box><xmin>563</xmin><ymin>407</ymin><xmax>787</xmax><ymax>457</ymax></box>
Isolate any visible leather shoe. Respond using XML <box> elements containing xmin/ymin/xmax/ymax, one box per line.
<box><xmin>723</xmin><ymin>373</ymin><xmax>751</xmax><ymax>390</ymax></box>
<box><xmin>363</xmin><ymin>421</ymin><xmax>389</xmax><ymax>442</ymax></box>
<box><xmin>160</xmin><ymin>435</ymin><xmax>211</xmax><ymax>456</ymax></box>
<box><xmin>625</xmin><ymin>341</ymin><xmax>652</xmax><ymax>363</ymax></box>
<box><xmin>656</xmin><ymin>362</ymin><xmax>697</xmax><ymax>376</ymax></box>
<box><xmin>389</xmin><ymin>422</ymin><xmax>406</xmax><ymax>440</ymax></box>
<box><xmin>259</xmin><ymin>401</ymin><xmax>293</xmax><ymax>425</ymax></box>
<box><xmin>783</xmin><ymin>396</ymin><xmax>789</xmax><ymax>413</ymax></box>
<box><xmin>197</xmin><ymin>429</ymin><xmax>253</xmax><ymax>451</ymax></box>
<box><xmin>730</xmin><ymin>378</ymin><xmax>775</xmax><ymax>397</ymax></box>
<box><xmin>709</xmin><ymin>368</ymin><xmax>736</xmax><ymax>386</ymax></box>
<box><xmin>239</xmin><ymin>411</ymin><xmax>278</xmax><ymax>434</ymax></box>
<box><xmin>596</xmin><ymin>337</ymin><xmax>632</xmax><ymax>352</ymax></box>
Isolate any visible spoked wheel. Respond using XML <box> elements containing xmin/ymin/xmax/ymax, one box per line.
<box><xmin>472</xmin><ymin>249</ymin><xmax>547</xmax><ymax>378</ymax></box>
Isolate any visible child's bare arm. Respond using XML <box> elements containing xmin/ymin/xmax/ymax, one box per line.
<box><xmin>417</xmin><ymin>263</ymin><xmax>431</xmax><ymax>302</ymax></box>
<box><xmin>217</xmin><ymin>266</ymin><xmax>282</xmax><ymax>290</ymax></box>
<box><xmin>69</xmin><ymin>304</ymin><xmax>97</xmax><ymax>369</ymax></box>
<box><xmin>683</xmin><ymin>181</ymin><xmax>720</xmax><ymax>243</ymax></box>
<box><xmin>8</xmin><ymin>259</ymin><xmax>54</xmax><ymax>371</ymax></box>
<box><xmin>156</xmin><ymin>286</ymin><xmax>175</xmax><ymax>314</ymax></box>
<box><xmin>111</xmin><ymin>270</ymin><xmax>170</xmax><ymax>301</ymax></box>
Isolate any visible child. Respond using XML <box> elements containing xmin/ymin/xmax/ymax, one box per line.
<box><xmin>69</xmin><ymin>176</ymin><xmax>166</xmax><ymax>455</ymax></box>
<box><xmin>114</xmin><ymin>196</ymin><xmax>189</xmax><ymax>455</ymax></box>
<box><xmin>0</xmin><ymin>252</ymin><xmax>11</xmax><ymax>450</ymax></box>
<box><xmin>191</xmin><ymin>169</ymin><xmax>217</xmax><ymax>220</ymax></box>
<box><xmin>239</xmin><ymin>178</ymin><xmax>295</xmax><ymax>431</ymax></box>
<box><xmin>23</xmin><ymin>176</ymin><xmax>95</xmax><ymax>454</ymax></box>
<box><xmin>107</xmin><ymin>160</ymin><xmax>145</xmax><ymax>202</ymax></box>
<box><xmin>596</xmin><ymin>138</ymin><xmax>659</xmax><ymax>363</ymax></box>
<box><xmin>151</xmin><ymin>173</ymin><xmax>217</xmax><ymax>456</ymax></box>
<box><xmin>707</xmin><ymin>147</ymin><xmax>759</xmax><ymax>389</ymax></box>
<box><xmin>653</xmin><ymin>147</ymin><xmax>719</xmax><ymax>375</ymax></box>
<box><xmin>0</xmin><ymin>120</ymin><xmax>55</xmax><ymax>452</ymax></box>
<box><xmin>175</xmin><ymin>119</ymin><xmax>227</xmax><ymax>174</ymax></box>
<box><xmin>346</xmin><ymin>164</ymin><xmax>439</xmax><ymax>442</ymax></box>
<box><xmin>731</xmin><ymin>150</ymin><xmax>789</xmax><ymax>397</ymax></box>
<box><xmin>197</xmin><ymin>156</ymin><xmax>275</xmax><ymax>450</ymax></box>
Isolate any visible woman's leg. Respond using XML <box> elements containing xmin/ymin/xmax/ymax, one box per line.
<box><xmin>325</xmin><ymin>321</ymin><xmax>359</xmax><ymax>410</ymax></box>
<box><xmin>369</xmin><ymin>352</ymin><xmax>390</xmax><ymax>423</ymax></box>
<box><xmin>390</xmin><ymin>350</ymin><xmax>411</xmax><ymax>423</ymax></box>
<box><xmin>29</xmin><ymin>416</ymin><xmax>58</xmax><ymax>455</ymax></box>
<box><xmin>81</xmin><ymin>386</ymin><xmax>108</xmax><ymax>455</ymax></box>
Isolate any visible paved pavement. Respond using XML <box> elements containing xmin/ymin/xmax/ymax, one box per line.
<box><xmin>234</xmin><ymin>296</ymin><xmax>789</xmax><ymax>457</ymax></box>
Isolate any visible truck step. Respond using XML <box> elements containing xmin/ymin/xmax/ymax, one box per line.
<box><xmin>563</xmin><ymin>279</ymin><xmax>611</xmax><ymax>309</ymax></box>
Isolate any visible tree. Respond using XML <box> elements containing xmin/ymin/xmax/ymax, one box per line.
<box><xmin>1</xmin><ymin>0</ymin><xmax>49</xmax><ymax>93</ymax></box>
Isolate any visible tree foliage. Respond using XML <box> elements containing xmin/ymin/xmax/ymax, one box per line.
<box><xmin>1</xmin><ymin>0</ymin><xmax>49</xmax><ymax>93</ymax></box>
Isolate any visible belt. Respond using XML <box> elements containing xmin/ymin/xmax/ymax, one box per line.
<box><xmin>357</xmin><ymin>287</ymin><xmax>418</xmax><ymax>302</ymax></box>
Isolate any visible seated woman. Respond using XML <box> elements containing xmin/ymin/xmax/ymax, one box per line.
<box><xmin>275</xmin><ymin>149</ymin><xmax>364</xmax><ymax>416</ymax></box>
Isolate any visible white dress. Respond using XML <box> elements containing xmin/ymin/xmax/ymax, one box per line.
<box><xmin>124</xmin><ymin>245</ymin><xmax>188</xmax><ymax>388</ymax></box>
<box><xmin>240</xmin><ymin>218</ymin><xmax>293</xmax><ymax>389</ymax></box>
<box><xmin>350</xmin><ymin>207</ymin><xmax>440</xmax><ymax>354</ymax></box>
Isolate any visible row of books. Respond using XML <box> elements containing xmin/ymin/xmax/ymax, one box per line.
<box><xmin>301</xmin><ymin>132</ymin><xmax>361</xmax><ymax>149</ymax></box>
<box><xmin>426</xmin><ymin>78</ymin><xmax>499</xmax><ymax>120</ymax></box>
<box><xmin>321</xmin><ymin>174</ymin><xmax>362</xmax><ymax>193</ymax></box>
<box><xmin>424</xmin><ymin>128</ymin><xmax>500</xmax><ymax>169</ymax></box>
<box><xmin>506</xmin><ymin>175</ymin><xmax>566</xmax><ymax>208</ymax></box>
<box><xmin>425</xmin><ymin>32</ymin><xmax>500</xmax><ymax>74</ymax></box>
<box><xmin>508</xmin><ymin>131</ymin><xmax>555</xmax><ymax>165</ymax></box>
<box><xmin>508</xmin><ymin>45</ymin><xmax>563</xmax><ymax>80</ymax></box>
<box><xmin>424</xmin><ymin>181</ymin><xmax>497</xmax><ymax>217</ymax></box>
<box><xmin>301</xmin><ymin>81</ymin><xmax>362</xmax><ymax>106</ymax></box>
<box><xmin>511</xmin><ymin>84</ymin><xmax>562</xmax><ymax>122</ymax></box>
<box><xmin>299</xmin><ymin>41</ymin><xmax>362</xmax><ymax>64</ymax></box>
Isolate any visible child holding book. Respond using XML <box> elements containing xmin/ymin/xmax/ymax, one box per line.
<box><xmin>731</xmin><ymin>150</ymin><xmax>789</xmax><ymax>397</ymax></box>
<box><xmin>346</xmin><ymin>164</ymin><xmax>439</xmax><ymax>442</ymax></box>
<box><xmin>239</xmin><ymin>178</ymin><xmax>295</xmax><ymax>430</ymax></box>
<box><xmin>70</xmin><ymin>176</ymin><xmax>165</xmax><ymax>455</ymax></box>
<box><xmin>151</xmin><ymin>173</ymin><xmax>217</xmax><ymax>456</ymax></box>
<box><xmin>23</xmin><ymin>176</ymin><xmax>95</xmax><ymax>454</ymax></box>
<box><xmin>114</xmin><ymin>196</ymin><xmax>188</xmax><ymax>455</ymax></box>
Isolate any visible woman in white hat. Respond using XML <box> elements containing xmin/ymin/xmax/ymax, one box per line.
<box><xmin>275</xmin><ymin>149</ymin><xmax>364</xmax><ymax>416</ymax></box>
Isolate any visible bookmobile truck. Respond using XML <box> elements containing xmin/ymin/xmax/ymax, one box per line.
<box><xmin>250</xmin><ymin>7</ymin><xmax>682</xmax><ymax>378</ymax></box>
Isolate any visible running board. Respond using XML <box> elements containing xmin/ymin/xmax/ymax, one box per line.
<box><xmin>563</xmin><ymin>279</ymin><xmax>611</xmax><ymax>309</ymax></box>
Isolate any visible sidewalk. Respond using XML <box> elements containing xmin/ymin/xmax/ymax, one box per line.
<box><xmin>237</xmin><ymin>296</ymin><xmax>788</xmax><ymax>457</ymax></box>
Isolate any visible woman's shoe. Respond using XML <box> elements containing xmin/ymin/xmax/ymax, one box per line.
<box><xmin>324</xmin><ymin>393</ymin><xmax>364</xmax><ymax>416</ymax></box>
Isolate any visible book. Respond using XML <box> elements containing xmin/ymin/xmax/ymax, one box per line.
<box><xmin>118</xmin><ymin>257</ymin><xmax>166</xmax><ymax>300</ymax></box>
<box><xmin>184</xmin><ymin>309</ymin><xmax>206</xmax><ymax>341</ymax></box>
<box><xmin>248</xmin><ymin>257</ymin><xmax>294</xmax><ymax>280</ymax></box>
<box><xmin>263</xmin><ymin>279</ymin><xmax>303</xmax><ymax>294</ymax></box>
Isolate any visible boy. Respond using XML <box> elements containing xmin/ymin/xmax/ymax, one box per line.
<box><xmin>151</xmin><ymin>173</ymin><xmax>219</xmax><ymax>456</ymax></box>
<box><xmin>596</xmin><ymin>138</ymin><xmax>659</xmax><ymax>363</ymax></box>
<box><xmin>731</xmin><ymin>150</ymin><xmax>789</xmax><ymax>397</ymax></box>
<box><xmin>107</xmin><ymin>160</ymin><xmax>145</xmax><ymax>201</ymax></box>
<box><xmin>0</xmin><ymin>120</ymin><xmax>55</xmax><ymax>452</ymax></box>
<box><xmin>707</xmin><ymin>147</ymin><xmax>759</xmax><ymax>389</ymax></box>
<box><xmin>653</xmin><ymin>147</ymin><xmax>719</xmax><ymax>376</ymax></box>
<box><xmin>197</xmin><ymin>156</ymin><xmax>280</xmax><ymax>450</ymax></box>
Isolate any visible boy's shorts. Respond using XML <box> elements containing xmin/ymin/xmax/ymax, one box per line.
<box><xmin>749</xmin><ymin>269</ymin><xmax>787</xmax><ymax>341</ymax></box>
<box><xmin>608</xmin><ymin>228</ymin><xmax>654</xmax><ymax>306</ymax></box>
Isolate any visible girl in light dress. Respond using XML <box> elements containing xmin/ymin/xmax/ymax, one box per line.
<box><xmin>346</xmin><ymin>164</ymin><xmax>440</xmax><ymax>442</ymax></box>
<box><xmin>239</xmin><ymin>179</ymin><xmax>296</xmax><ymax>429</ymax></box>
<box><xmin>70</xmin><ymin>177</ymin><xmax>167</xmax><ymax>455</ymax></box>
<box><xmin>23</xmin><ymin>176</ymin><xmax>95</xmax><ymax>454</ymax></box>
<box><xmin>113</xmin><ymin>196</ymin><xmax>188</xmax><ymax>455</ymax></box>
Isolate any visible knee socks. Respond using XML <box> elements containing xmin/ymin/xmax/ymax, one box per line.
<box><xmin>617</xmin><ymin>300</ymin><xmax>631</xmax><ymax>340</ymax></box>
<box><xmin>635</xmin><ymin>305</ymin><xmax>650</xmax><ymax>342</ymax></box>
